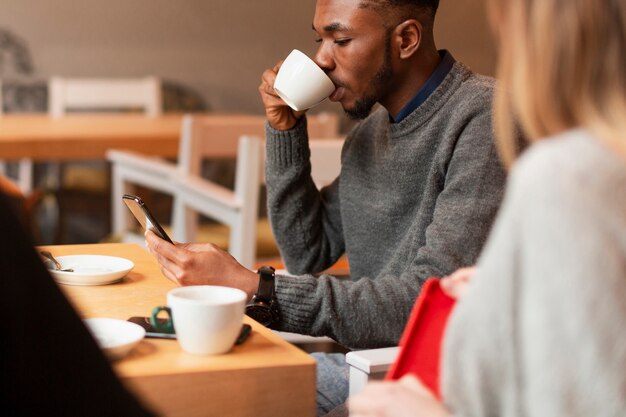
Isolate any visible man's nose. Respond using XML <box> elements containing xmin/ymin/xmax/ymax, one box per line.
<box><xmin>314</xmin><ymin>45</ymin><xmax>334</xmax><ymax>73</ymax></box>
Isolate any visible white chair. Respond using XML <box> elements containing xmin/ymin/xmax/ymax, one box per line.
<box><xmin>48</xmin><ymin>76</ymin><xmax>161</xmax><ymax>118</ymax></box>
<box><xmin>48</xmin><ymin>76</ymin><xmax>162</xmax><ymax>243</ymax></box>
<box><xmin>107</xmin><ymin>112</ymin><xmax>340</xmax><ymax>268</ymax></box>
<box><xmin>171</xmin><ymin>133</ymin><xmax>264</xmax><ymax>268</ymax></box>
<box><xmin>172</xmin><ymin>134</ymin><xmax>345</xmax><ymax>269</ymax></box>
<box><xmin>346</xmin><ymin>347</ymin><xmax>399</xmax><ymax>396</ymax></box>
<box><xmin>107</xmin><ymin>114</ymin><xmax>269</xmax><ymax>249</ymax></box>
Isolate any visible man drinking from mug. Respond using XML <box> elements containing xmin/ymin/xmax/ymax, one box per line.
<box><xmin>146</xmin><ymin>0</ymin><xmax>507</xmax><ymax>415</ymax></box>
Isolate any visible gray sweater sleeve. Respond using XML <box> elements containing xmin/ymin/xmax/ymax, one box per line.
<box><xmin>265</xmin><ymin>117</ymin><xmax>345</xmax><ymax>274</ymax></box>
<box><xmin>270</xmin><ymin>110</ymin><xmax>505</xmax><ymax>349</ymax></box>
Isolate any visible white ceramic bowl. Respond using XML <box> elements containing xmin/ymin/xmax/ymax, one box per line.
<box><xmin>83</xmin><ymin>318</ymin><xmax>146</xmax><ymax>360</ymax></box>
<box><xmin>47</xmin><ymin>255</ymin><xmax>134</xmax><ymax>286</ymax></box>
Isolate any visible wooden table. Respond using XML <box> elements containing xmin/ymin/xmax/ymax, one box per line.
<box><xmin>0</xmin><ymin>113</ymin><xmax>185</xmax><ymax>160</ymax></box>
<box><xmin>40</xmin><ymin>243</ymin><xmax>316</xmax><ymax>417</ymax></box>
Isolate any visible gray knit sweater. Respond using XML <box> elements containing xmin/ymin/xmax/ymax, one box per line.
<box><xmin>443</xmin><ymin>130</ymin><xmax>626</xmax><ymax>416</ymax></box>
<box><xmin>265</xmin><ymin>62</ymin><xmax>506</xmax><ymax>348</ymax></box>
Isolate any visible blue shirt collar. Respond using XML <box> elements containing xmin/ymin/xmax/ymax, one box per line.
<box><xmin>392</xmin><ymin>50</ymin><xmax>456</xmax><ymax>123</ymax></box>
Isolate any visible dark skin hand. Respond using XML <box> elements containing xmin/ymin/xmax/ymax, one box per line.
<box><xmin>258</xmin><ymin>60</ymin><xmax>307</xmax><ymax>131</ymax></box>
<box><xmin>145</xmin><ymin>230</ymin><xmax>259</xmax><ymax>300</ymax></box>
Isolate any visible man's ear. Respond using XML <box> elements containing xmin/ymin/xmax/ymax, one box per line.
<box><xmin>393</xmin><ymin>19</ymin><xmax>422</xmax><ymax>59</ymax></box>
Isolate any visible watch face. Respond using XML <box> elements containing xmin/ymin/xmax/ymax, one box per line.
<box><xmin>245</xmin><ymin>305</ymin><xmax>274</xmax><ymax>327</ymax></box>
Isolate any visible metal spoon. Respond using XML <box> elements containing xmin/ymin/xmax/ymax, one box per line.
<box><xmin>40</xmin><ymin>251</ymin><xmax>74</xmax><ymax>272</ymax></box>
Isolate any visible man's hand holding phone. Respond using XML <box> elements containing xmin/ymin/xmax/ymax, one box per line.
<box><xmin>123</xmin><ymin>193</ymin><xmax>260</xmax><ymax>302</ymax></box>
<box><xmin>144</xmin><ymin>231</ymin><xmax>259</xmax><ymax>300</ymax></box>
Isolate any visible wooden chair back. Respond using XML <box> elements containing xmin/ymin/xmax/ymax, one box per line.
<box><xmin>48</xmin><ymin>76</ymin><xmax>161</xmax><ymax>117</ymax></box>
<box><xmin>178</xmin><ymin>112</ymin><xmax>340</xmax><ymax>177</ymax></box>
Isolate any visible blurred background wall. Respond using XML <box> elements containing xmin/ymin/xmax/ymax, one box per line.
<box><xmin>0</xmin><ymin>0</ymin><xmax>496</xmax><ymax>117</ymax></box>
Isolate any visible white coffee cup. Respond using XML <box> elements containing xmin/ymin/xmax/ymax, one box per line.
<box><xmin>151</xmin><ymin>285</ymin><xmax>247</xmax><ymax>355</ymax></box>
<box><xmin>273</xmin><ymin>49</ymin><xmax>336</xmax><ymax>111</ymax></box>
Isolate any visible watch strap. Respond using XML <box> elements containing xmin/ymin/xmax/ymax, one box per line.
<box><xmin>255</xmin><ymin>265</ymin><xmax>276</xmax><ymax>302</ymax></box>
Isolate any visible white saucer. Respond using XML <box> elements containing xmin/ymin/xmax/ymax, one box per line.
<box><xmin>47</xmin><ymin>255</ymin><xmax>134</xmax><ymax>286</ymax></box>
<box><xmin>83</xmin><ymin>318</ymin><xmax>146</xmax><ymax>360</ymax></box>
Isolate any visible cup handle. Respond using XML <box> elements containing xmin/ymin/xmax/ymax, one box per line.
<box><xmin>150</xmin><ymin>306</ymin><xmax>174</xmax><ymax>333</ymax></box>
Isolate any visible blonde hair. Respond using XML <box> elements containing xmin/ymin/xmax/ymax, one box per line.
<box><xmin>489</xmin><ymin>0</ymin><xmax>626</xmax><ymax>167</ymax></box>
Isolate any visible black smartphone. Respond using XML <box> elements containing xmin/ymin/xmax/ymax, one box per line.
<box><xmin>127</xmin><ymin>316</ymin><xmax>252</xmax><ymax>345</ymax></box>
<box><xmin>122</xmin><ymin>194</ymin><xmax>173</xmax><ymax>243</ymax></box>
<box><xmin>236</xmin><ymin>323</ymin><xmax>252</xmax><ymax>345</ymax></box>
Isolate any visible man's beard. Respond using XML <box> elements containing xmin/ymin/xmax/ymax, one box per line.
<box><xmin>344</xmin><ymin>32</ymin><xmax>394</xmax><ymax>120</ymax></box>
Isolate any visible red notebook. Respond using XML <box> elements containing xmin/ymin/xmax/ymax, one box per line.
<box><xmin>385</xmin><ymin>278</ymin><xmax>457</xmax><ymax>399</ymax></box>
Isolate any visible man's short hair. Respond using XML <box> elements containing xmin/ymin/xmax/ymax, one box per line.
<box><xmin>359</xmin><ymin>0</ymin><xmax>440</xmax><ymax>23</ymax></box>
<box><xmin>360</xmin><ymin>0</ymin><xmax>439</xmax><ymax>14</ymax></box>
<box><xmin>388</xmin><ymin>0</ymin><xmax>439</xmax><ymax>12</ymax></box>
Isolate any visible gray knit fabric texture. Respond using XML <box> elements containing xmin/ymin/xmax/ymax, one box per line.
<box><xmin>443</xmin><ymin>130</ymin><xmax>626</xmax><ymax>417</ymax></box>
<box><xmin>265</xmin><ymin>62</ymin><xmax>506</xmax><ymax>349</ymax></box>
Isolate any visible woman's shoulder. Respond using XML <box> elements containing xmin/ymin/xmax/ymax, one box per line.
<box><xmin>510</xmin><ymin>129</ymin><xmax>626</xmax><ymax>201</ymax></box>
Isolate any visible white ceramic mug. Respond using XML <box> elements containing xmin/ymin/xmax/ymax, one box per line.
<box><xmin>151</xmin><ymin>285</ymin><xmax>247</xmax><ymax>355</ymax></box>
<box><xmin>273</xmin><ymin>49</ymin><xmax>335</xmax><ymax>111</ymax></box>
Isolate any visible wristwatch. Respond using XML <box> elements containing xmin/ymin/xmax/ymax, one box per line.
<box><xmin>245</xmin><ymin>266</ymin><xmax>280</xmax><ymax>327</ymax></box>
